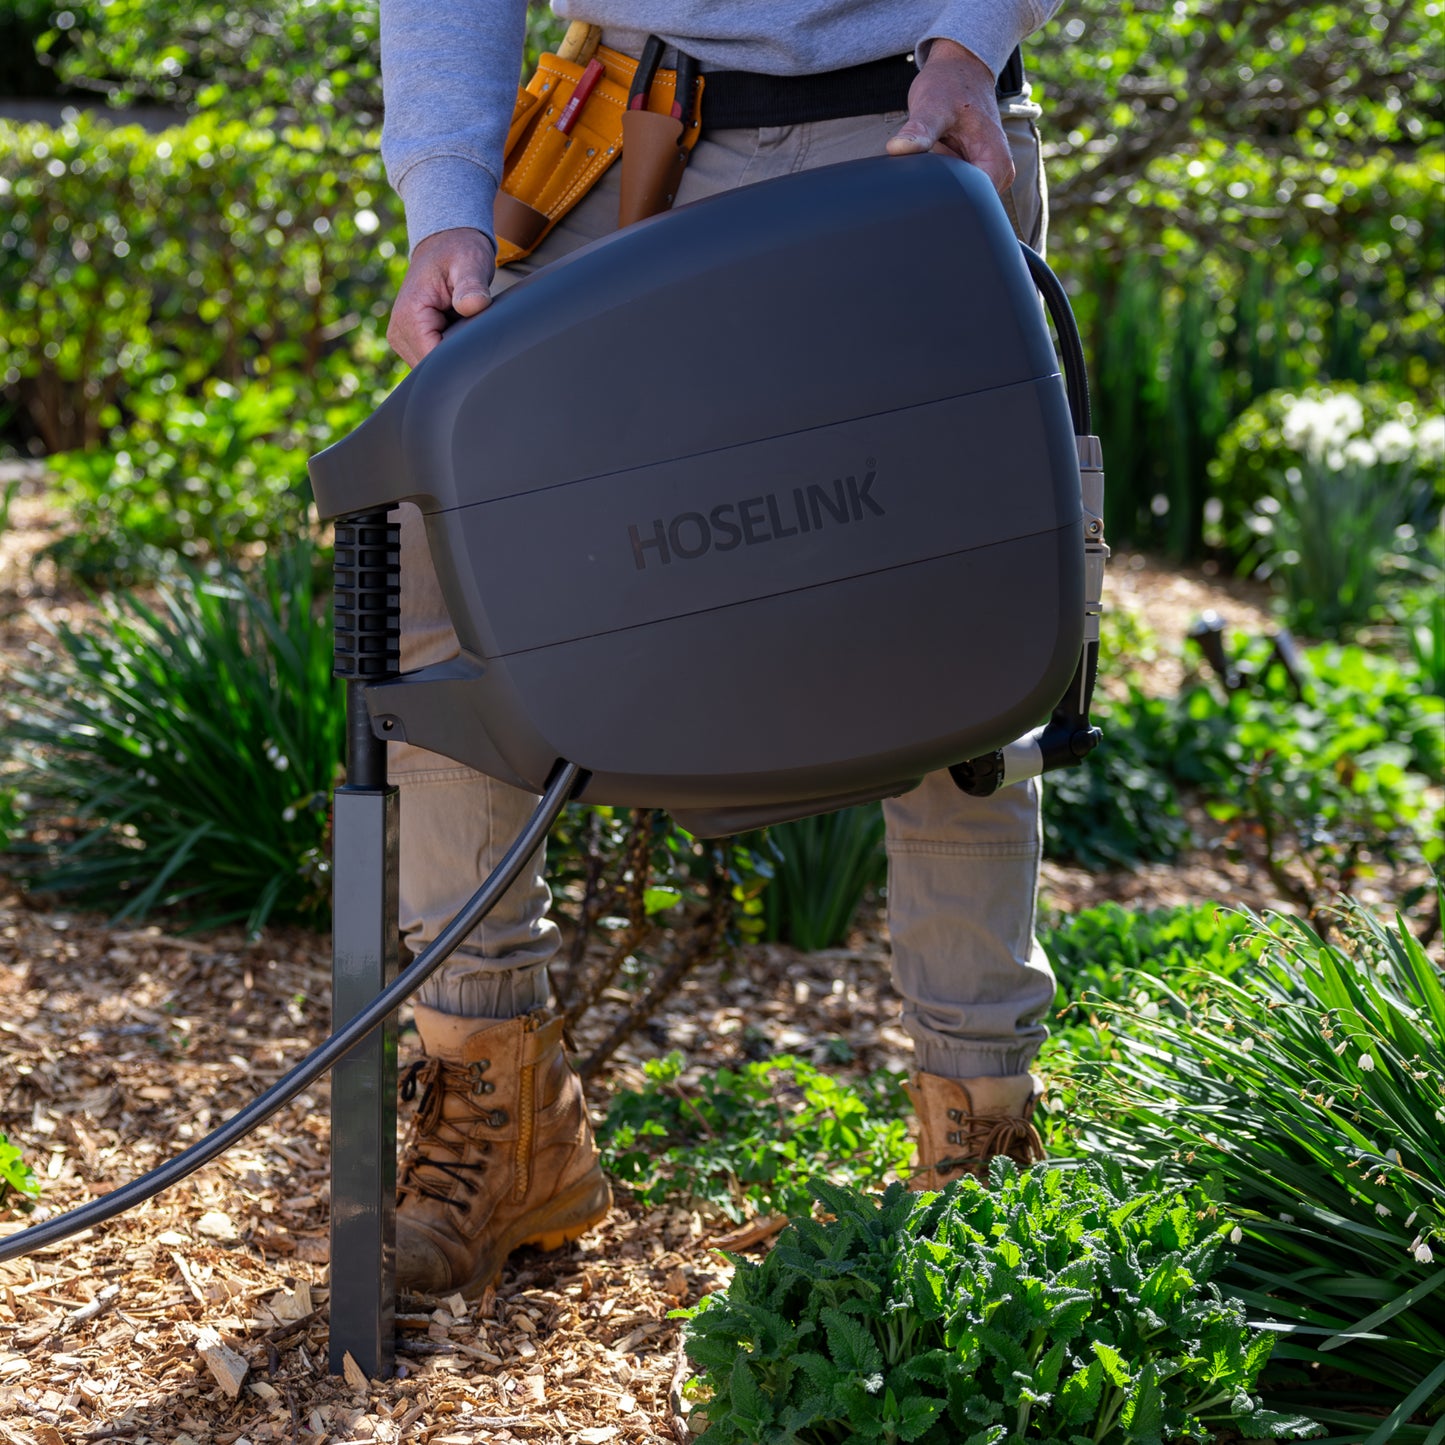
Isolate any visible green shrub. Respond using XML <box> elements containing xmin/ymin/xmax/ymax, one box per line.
<box><xmin>49</xmin><ymin>0</ymin><xmax>564</xmax><ymax>121</ymax></box>
<box><xmin>52</xmin><ymin>0</ymin><xmax>380</xmax><ymax>122</ymax></box>
<box><xmin>1076</xmin><ymin>900</ymin><xmax>1445</xmax><ymax>1442</ymax></box>
<box><xmin>0</xmin><ymin>1130</ymin><xmax>40</xmax><ymax>1215</ymax></box>
<box><xmin>1169</xmin><ymin>641</ymin><xmax>1445</xmax><ymax>891</ymax></box>
<box><xmin>0</xmin><ymin>112</ymin><xmax>404</xmax><ymax>454</ymax></box>
<box><xmin>43</xmin><ymin>375</ymin><xmax>378</xmax><ymax>583</ymax></box>
<box><xmin>761</xmin><ymin>805</ymin><xmax>886</xmax><ymax>952</ymax></box>
<box><xmin>1208</xmin><ymin>385</ymin><xmax>1438</xmax><ymax>551</ymax></box>
<box><xmin>1052</xmin><ymin>149</ymin><xmax>1442</xmax><ymax>557</ymax></box>
<box><xmin>1216</xmin><ymin>388</ymin><xmax>1444</xmax><ymax>638</ymax></box>
<box><xmin>598</xmin><ymin>1052</ymin><xmax>911</xmax><ymax>1225</ymax></box>
<box><xmin>2</xmin><ymin>541</ymin><xmax>341</xmax><ymax>932</ymax></box>
<box><xmin>677</xmin><ymin>1165</ymin><xmax>1320</xmax><ymax>1444</ymax></box>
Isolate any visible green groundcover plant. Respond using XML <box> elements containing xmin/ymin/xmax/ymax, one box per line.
<box><xmin>678</xmin><ymin>1163</ymin><xmax>1320</xmax><ymax>1444</ymax></box>
<box><xmin>0</xmin><ymin>1130</ymin><xmax>40</xmax><ymax>1214</ymax></box>
<box><xmin>2</xmin><ymin>541</ymin><xmax>341</xmax><ymax>932</ymax></box>
<box><xmin>1076</xmin><ymin>899</ymin><xmax>1445</xmax><ymax>1443</ymax></box>
<box><xmin>598</xmin><ymin>1052</ymin><xmax>912</xmax><ymax>1224</ymax></box>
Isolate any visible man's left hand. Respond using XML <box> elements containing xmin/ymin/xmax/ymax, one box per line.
<box><xmin>887</xmin><ymin>38</ymin><xmax>1015</xmax><ymax>195</ymax></box>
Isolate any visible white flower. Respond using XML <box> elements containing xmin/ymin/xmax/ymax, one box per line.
<box><xmin>1384</xmin><ymin>1147</ymin><xmax>1399</xmax><ymax>1163</ymax></box>
<box><xmin>1376</xmin><ymin>1203</ymin><xmax>1391</xmax><ymax>1216</ymax></box>
<box><xmin>1415</xmin><ymin>1242</ymin><xmax>1435</xmax><ymax>1264</ymax></box>
<box><xmin>1230</xmin><ymin>1226</ymin><xmax>1243</xmax><ymax>1244</ymax></box>
<box><xmin>1417</xmin><ymin>415</ymin><xmax>1445</xmax><ymax>464</ymax></box>
<box><xmin>1279</xmin><ymin>1212</ymin><xmax>1295</xmax><ymax>1224</ymax></box>
<box><xmin>1281</xmin><ymin>399</ymin><xmax>1326</xmax><ymax>454</ymax></box>
<box><xmin>1342</xmin><ymin>438</ymin><xmax>1378</xmax><ymax>469</ymax></box>
<box><xmin>1323</xmin><ymin>391</ymin><xmax>1365</xmax><ymax>440</ymax></box>
<box><xmin>1359</xmin><ymin>1053</ymin><xmax>1376</xmax><ymax>1072</ymax></box>
<box><xmin>1372</xmin><ymin>419</ymin><xmax>1415</xmax><ymax>463</ymax></box>
<box><xmin>1285</xmin><ymin>392</ymin><xmax>1366</xmax><ymax>460</ymax></box>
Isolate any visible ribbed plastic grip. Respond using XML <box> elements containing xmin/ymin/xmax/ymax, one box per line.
<box><xmin>333</xmin><ymin>511</ymin><xmax>400</xmax><ymax>681</ymax></box>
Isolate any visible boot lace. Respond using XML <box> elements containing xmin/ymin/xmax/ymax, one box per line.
<box><xmin>915</xmin><ymin>1110</ymin><xmax>1045</xmax><ymax>1184</ymax></box>
<box><xmin>397</xmin><ymin>1057</ymin><xmax>511</xmax><ymax>1210</ymax></box>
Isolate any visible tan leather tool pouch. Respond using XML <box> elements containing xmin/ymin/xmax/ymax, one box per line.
<box><xmin>617</xmin><ymin>110</ymin><xmax>688</xmax><ymax>227</ymax></box>
<box><xmin>494</xmin><ymin>45</ymin><xmax>704</xmax><ymax>268</ymax></box>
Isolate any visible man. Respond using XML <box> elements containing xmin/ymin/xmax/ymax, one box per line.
<box><xmin>378</xmin><ymin>0</ymin><xmax>1065</xmax><ymax>1300</ymax></box>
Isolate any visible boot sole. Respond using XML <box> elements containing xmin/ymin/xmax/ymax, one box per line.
<box><xmin>454</xmin><ymin>1169</ymin><xmax>613</xmax><ymax>1301</ymax></box>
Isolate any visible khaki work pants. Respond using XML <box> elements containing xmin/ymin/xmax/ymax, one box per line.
<box><xmin>395</xmin><ymin>92</ymin><xmax>1058</xmax><ymax>1078</ymax></box>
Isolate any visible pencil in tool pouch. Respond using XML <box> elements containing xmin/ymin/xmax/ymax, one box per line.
<box><xmin>494</xmin><ymin>26</ymin><xmax>704</xmax><ymax>266</ymax></box>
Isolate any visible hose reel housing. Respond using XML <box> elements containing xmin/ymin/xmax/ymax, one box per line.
<box><xmin>309</xmin><ymin>154</ymin><xmax>1086</xmax><ymax>835</ymax></box>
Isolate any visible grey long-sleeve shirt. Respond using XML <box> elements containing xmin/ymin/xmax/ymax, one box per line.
<box><xmin>380</xmin><ymin>2</ymin><xmax>1063</xmax><ymax>252</ymax></box>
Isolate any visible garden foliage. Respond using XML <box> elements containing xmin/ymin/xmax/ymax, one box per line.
<box><xmin>760</xmin><ymin>805</ymin><xmax>887</xmax><ymax>952</ymax></box>
<box><xmin>0</xmin><ymin>113</ymin><xmax>404</xmax><ymax>454</ymax></box>
<box><xmin>598</xmin><ymin>1052</ymin><xmax>911</xmax><ymax>1224</ymax></box>
<box><xmin>1217</xmin><ymin>387</ymin><xmax>1443</xmax><ymax>638</ymax></box>
<box><xmin>678</xmin><ymin>1164</ymin><xmax>1320</xmax><ymax>1444</ymax></box>
<box><xmin>1076</xmin><ymin>900</ymin><xmax>1445</xmax><ymax>1442</ymax></box>
<box><xmin>1045</xmin><ymin>615</ymin><xmax>1445</xmax><ymax>886</ymax></box>
<box><xmin>43</xmin><ymin>376</ymin><xmax>377</xmax><ymax>583</ymax></box>
<box><xmin>0</xmin><ymin>1130</ymin><xmax>40</xmax><ymax>1214</ymax></box>
<box><xmin>3</xmin><ymin>542</ymin><xmax>341</xmax><ymax>932</ymax></box>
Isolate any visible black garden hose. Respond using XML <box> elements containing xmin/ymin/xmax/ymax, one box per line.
<box><xmin>0</xmin><ymin>759</ymin><xmax>585</xmax><ymax>1264</ymax></box>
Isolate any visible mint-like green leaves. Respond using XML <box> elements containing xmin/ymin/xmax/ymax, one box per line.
<box><xmin>677</xmin><ymin>1162</ymin><xmax>1321</xmax><ymax>1444</ymax></box>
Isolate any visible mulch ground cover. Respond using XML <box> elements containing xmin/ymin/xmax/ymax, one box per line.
<box><xmin>0</xmin><ymin>469</ymin><xmax>1402</xmax><ymax>1442</ymax></box>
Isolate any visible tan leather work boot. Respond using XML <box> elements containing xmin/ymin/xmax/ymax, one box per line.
<box><xmin>904</xmin><ymin>1070</ymin><xmax>1046</xmax><ymax>1191</ymax></box>
<box><xmin>395</xmin><ymin>1004</ymin><xmax>612</xmax><ymax>1297</ymax></box>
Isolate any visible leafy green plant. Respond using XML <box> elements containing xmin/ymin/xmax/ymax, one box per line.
<box><xmin>50</xmin><ymin>0</ymin><xmax>380</xmax><ymax>122</ymax></box>
<box><xmin>597</xmin><ymin>1052</ymin><xmax>912</xmax><ymax>1225</ymax></box>
<box><xmin>1076</xmin><ymin>899</ymin><xmax>1445</xmax><ymax>1442</ymax></box>
<box><xmin>43</xmin><ymin>376</ymin><xmax>375</xmax><ymax>582</ymax></box>
<box><xmin>0</xmin><ymin>112</ymin><xmax>404</xmax><ymax>454</ymax></box>
<box><xmin>761</xmin><ymin>804</ymin><xmax>886</xmax><ymax>952</ymax></box>
<box><xmin>677</xmin><ymin>1164</ymin><xmax>1320</xmax><ymax>1444</ymax></box>
<box><xmin>47</xmin><ymin>0</ymin><xmax>564</xmax><ymax>121</ymax></box>
<box><xmin>1168</xmin><ymin>641</ymin><xmax>1445</xmax><ymax>904</ymax></box>
<box><xmin>1034</xmin><ymin>903</ymin><xmax>1257</xmax><ymax>1156</ymax></box>
<box><xmin>1043</xmin><ymin>679</ymin><xmax>1190</xmax><ymax>871</ymax></box>
<box><xmin>2</xmin><ymin>541</ymin><xmax>342</xmax><ymax>932</ymax></box>
<box><xmin>0</xmin><ymin>1130</ymin><xmax>40</xmax><ymax>1214</ymax></box>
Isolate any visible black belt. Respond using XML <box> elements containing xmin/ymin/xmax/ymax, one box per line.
<box><xmin>701</xmin><ymin>46</ymin><xmax>1024</xmax><ymax>131</ymax></box>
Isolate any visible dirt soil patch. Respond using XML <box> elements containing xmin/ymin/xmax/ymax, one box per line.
<box><xmin>0</xmin><ymin>471</ymin><xmax>1415</xmax><ymax>1441</ymax></box>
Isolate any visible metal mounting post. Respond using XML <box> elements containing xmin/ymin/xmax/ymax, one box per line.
<box><xmin>329</xmin><ymin>511</ymin><xmax>401</xmax><ymax>1379</ymax></box>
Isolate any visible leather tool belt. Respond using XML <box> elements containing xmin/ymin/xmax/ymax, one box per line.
<box><xmin>494</xmin><ymin>25</ymin><xmax>1025</xmax><ymax>268</ymax></box>
<box><xmin>494</xmin><ymin>37</ymin><xmax>705</xmax><ymax>266</ymax></box>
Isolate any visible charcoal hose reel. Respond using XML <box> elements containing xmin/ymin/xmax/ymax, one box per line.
<box><xmin>0</xmin><ymin>155</ymin><xmax>1107</xmax><ymax>1375</ymax></box>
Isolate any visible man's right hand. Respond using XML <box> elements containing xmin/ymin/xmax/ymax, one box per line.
<box><xmin>387</xmin><ymin>227</ymin><xmax>497</xmax><ymax>368</ymax></box>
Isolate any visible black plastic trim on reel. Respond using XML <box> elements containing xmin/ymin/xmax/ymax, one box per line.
<box><xmin>333</xmin><ymin>510</ymin><xmax>400</xmax><ymax>682</ymax></box>
<box><xmin>952</xmin><ymin>244</ymin><xmax>1104</xmax><ymax>799</ymax></box>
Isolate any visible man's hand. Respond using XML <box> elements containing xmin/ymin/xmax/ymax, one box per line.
<box><xmin>387</xmin><ymin>227</ymin><xmax>497</xmax><ymax>367</ymax></box>
<box><xmin>886</xmin><ymin>38</ymin><xmax>1015</xmax><ymax>195</ymax></box>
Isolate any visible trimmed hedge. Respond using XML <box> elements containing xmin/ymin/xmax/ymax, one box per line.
<box><xmin>0</xmin><ymin>112</ymin><xmax>405</xmax><ymax>452</ymax></box>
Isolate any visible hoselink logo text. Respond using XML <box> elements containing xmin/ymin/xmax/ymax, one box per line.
<box><xmin>628</xmin><ymin>469</ymin><xmax>883</xmax><ymax>570</ymax></box>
